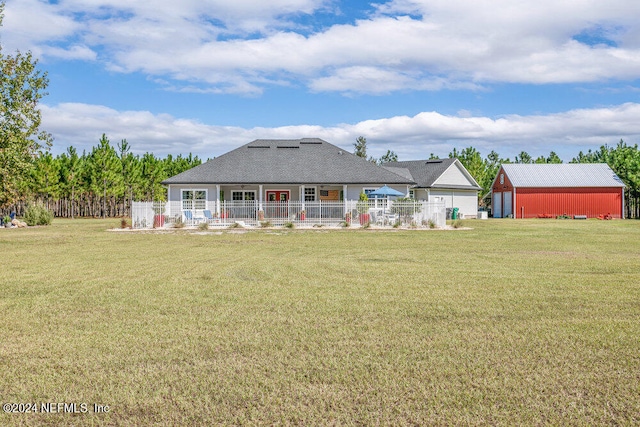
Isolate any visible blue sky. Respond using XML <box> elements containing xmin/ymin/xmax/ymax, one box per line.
<box><xmin>2</xmin><ymin>0</ymin><xmax>640</xmax><ymax>161</ymax></box>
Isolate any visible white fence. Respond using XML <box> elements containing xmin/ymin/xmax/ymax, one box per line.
<box><xmin>131</xmin><ymin>199</ymin><xmax>446</xmax><ymax>229</ymax></box>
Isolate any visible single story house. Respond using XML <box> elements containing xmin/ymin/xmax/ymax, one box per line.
<box><xmin>491</xmin><ymin>163</ymin><xmax>625</xmax><ymax>219</ymax></box>
<box><xmin>158</xmin><ymin>138</ymin><xmax>482</xmax><ymax>225</ymax></box>
<box><xmin>161</xmin><ymin>138</ymin><xmax>415</xmax><ymax>218</ymax></box>
<box><xmin>383</xmin><ymin>159</ymin><xmax>482</xmax><ymax>218</ymax></box>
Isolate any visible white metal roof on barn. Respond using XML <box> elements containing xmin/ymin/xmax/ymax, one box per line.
<box><xmin>501</xmin><ymin>164</ymin><xmax>625</xmax><ymax>188</ymax></box>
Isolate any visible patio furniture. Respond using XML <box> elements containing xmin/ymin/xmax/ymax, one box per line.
<box><xmin>383</xmin><ymin>212</ymin><xmax>399</xmax><ymax>225</ymax></box>
<box><xmin>183</xmin><ymin>210</ymin><xmax>204</xmax><ymax>225</ymax></box>
<box><xmin>203</xmin><ymin>210</ymin><xmax>218</xmax><ymax>224</ymax></box>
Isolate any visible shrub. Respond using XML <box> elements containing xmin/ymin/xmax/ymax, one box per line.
<box><xmin>340</xmin><ymin>221</ymin><xmax>350</xmax><ymax>228</ymax></box>
<box><xmin>283</xmin><ymin>221</ymin><xmax>295</xmax><ymax>229</ymax></box>
<box><xmin>120</xmin><ymin>218</ymin><xmax>129</xmax><ymax>229</ymax></box>
<box><xmin>173</xmin><ymin>218</ymin><xmax>185</xmax><ymax>228</ymax></box>
<box><xmin>228</xmin><ymin>222</ymin><xmax>243</xmax><ymax>229</ymax></box>
<box><xmin>452</xmin><ymin>219</ymin><xmax>464</xmax><ymax>229</ymax></box>
<box><xmin>428</xmin><ymin>219</ymin><xmax>436</xmax><ymax>229</ymax></box>
<box><xmin>24</xmin><ymin>204</ymin><xmax>54</xmax><ymax>226</ymax></box>
<box><xmin>198</xmin><ymin>222</ymin><xmax>209</xmax><ymax>231</ymax></box>
<box><xmin>260</xmin><ymin>221</ymin><xmax>272</xmax><ymax>228</ymax></box>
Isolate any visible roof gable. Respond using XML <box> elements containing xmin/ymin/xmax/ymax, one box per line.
<box><xmin>384</xmin><ymin>158</ymin><xmax>481</xmax><ymax>190</ymax></box>
<box><xmin>162</xmin><ymin>138</ymin><xmax>415</xmax><ymax>185</ymax></box>
<box><xmin>500</xmin><ymin>164</ymin><xmax>625</xmax><ymax>188</ymax></box>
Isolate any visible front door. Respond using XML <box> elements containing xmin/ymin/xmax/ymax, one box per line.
<box><xmin>266</xmin><ymin>190</ymin><xmax>290</xmax><ymax>218</ymax></box>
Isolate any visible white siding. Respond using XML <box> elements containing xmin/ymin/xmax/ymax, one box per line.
<box><xmin>433</xmin><ymin>163</ymin><xmax>476</xmax><ymax>187</ymax></box>
<box><xmin>430</xmin><ymin>189</ymin><xmax>478</xmax><ymax>218</ymax></box>
<box><xmin>414</xmin><ymin>188</ymin><xmax>429</xmax><ymax>200</ymax></box>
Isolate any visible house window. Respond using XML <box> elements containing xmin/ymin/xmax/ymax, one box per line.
<box><xmin>304</xmin><ymin>187</ymin><xmax>316</xmax><ymax>202</ymax></box>
<box><xmin>409</xmin><ymin>189</ymin><xmax>415</xmax><ymax>199</ymax></box>
<box><xmin>182</xmin><ymin>190</ymin><xmax>207</xmax><ymax>210</ymax></box>
<box><xmin>232</xmin><ymin>191</ymin><xmax>256</xmax><ymax>201</ymax></box>
<box><xmin>363</xmin><ymin>187</ymin><xmax>377</xmax><ymax>198</ymax></box>
<box><xmin>500</xmin><ymin>174</ymin><xmax>504</xmax><ymax>185</ymax></box>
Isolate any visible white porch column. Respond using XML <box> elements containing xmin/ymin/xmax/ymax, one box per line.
<box><xmin>343</xmin><ymin>185</ymin><xmax>348</xmax><ymax>216</ymax></box>
<box><xmin>166</xmin><ymin>185</ymin><xmax>171</xmax><ymax>215</ymax></box>
<box><xmin>259</xmin><ymin>185</ymin><xmax>263</xmax><ymax>211</ymax></box>
<box><xmin>216</xmin><ymin>184</ymin><xmax>221</xmax><ymax>216</ymax></box>
<box><xmin>300</xmin><ymin>185</ymin><xmax>305</xmax><ymax>211</ymax></box>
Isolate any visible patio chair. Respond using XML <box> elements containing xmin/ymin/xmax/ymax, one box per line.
<box><xmin>183</xmin><ymin>210</ymin><xmax>204</xmax><ymax>225</ymax></box>
<box><xmin>183</xmin><ymin>210</ymin><xmax>194</xmax><ymax>225</ymax></box>
<box><xmin>384</xmin><ymin>212</ymin><xmax>399</xmax><ymax>225</ymax></box>
<box><xmin>203</xmin><ymin>210</ymin><xmax>218</xmax><ymax>224</ymax></box>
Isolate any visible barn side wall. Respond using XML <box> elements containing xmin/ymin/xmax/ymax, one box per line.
<box><xmin>515</xmin><ymin>187</ymin><xmax>623</xmax><ymax>218</ymax></box>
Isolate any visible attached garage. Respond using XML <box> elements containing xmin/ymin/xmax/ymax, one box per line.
<box><xmin>492</xmin><ymin>164</ymin><xmax>625</xmax><ymax>219</ymax></box>
<box><xmin>384</xmin><ymin>158</ymin><xmax>482</xmax><ymax>219</ymax></box>
<box><xmin>430</xmin><ymin>189</ymin><xmax>480</xmax><ymax>218</ymax></box>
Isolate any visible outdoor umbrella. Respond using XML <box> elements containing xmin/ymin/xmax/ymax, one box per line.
<box><xmin>369</xmin><ymin>185</ymin><xmax>405</xmax><ymax>197</ymax></box>
<box><xmin>369</xmin><ymin>185</ymin><xmax>405</xmax><ymax>215</ymax></box>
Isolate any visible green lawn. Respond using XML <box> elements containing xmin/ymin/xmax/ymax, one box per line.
<box><xmin>1</xmin><ymin>219</ymin><xmax>639</xmax><ymax>425</ymax></box>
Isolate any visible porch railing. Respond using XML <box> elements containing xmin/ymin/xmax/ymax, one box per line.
<box><xmin>131</xmin><ymin>200</ymin><xmax>446</xmax><ymax>229</ymax></box>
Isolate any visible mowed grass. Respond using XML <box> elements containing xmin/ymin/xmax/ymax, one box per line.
<box><xmin>1</xmin><ymin>219</ymin><xmax>639</xmax><ymax>426</ymax></box>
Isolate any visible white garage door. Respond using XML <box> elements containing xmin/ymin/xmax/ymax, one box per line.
<box><xmin>503</xmin><ymin>191</ymin><xmax>512</xmax><ymax>217</ymax></box>
<box><xmin>493</xmin><ymin>192</ymin><xmax>502</xmax><ymax>218</ymax></box>
<box><xmin>431</xmin><ymin>190</ymin><xmax>478</xmax><ymax>218</ymax></box>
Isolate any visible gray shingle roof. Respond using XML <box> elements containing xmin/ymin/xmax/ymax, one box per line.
<box><xmin>501</xmin><ymin>163</ymin><xmax>625</xmax><ymax>187</ymax></box>
<box><xmin>162</xmin><ymin>138</ymin><xmax>415</xmax><ymax>185</ymax></box>
<box><xmin>384</xmin><ymin>158</ymin><xmax>482</xmax><ymax>190</ymax></box>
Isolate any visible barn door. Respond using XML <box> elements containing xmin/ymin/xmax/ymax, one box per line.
<box><xmin>503</xmin><ymin>191</ymin><xmax>513</xmax><ymax>217</ymax></box>
<box><xmin>493</xmin><ymin>192</ymin><xmax>502</xmax><ymax>218</ymax></box>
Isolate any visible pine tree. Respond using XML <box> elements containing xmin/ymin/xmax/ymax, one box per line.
<box><xmin>0</xmin><ymin>4</ymin><xmax>53</xmax><ymax>207</ymax></box>
<box><xmin>88</xmin><ymin>134</ymin><xmax>121</xmax><ymax>218</ymax></box>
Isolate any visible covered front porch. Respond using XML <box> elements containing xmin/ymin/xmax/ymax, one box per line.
<box><xmin>166</xmin><ymin>183</ymin><xmax>407</xmax><ymax>218</ymax></box>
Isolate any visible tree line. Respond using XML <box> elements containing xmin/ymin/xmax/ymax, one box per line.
<box><xmin>5</xmin><ymin>134</ymin><xmax>640</xmax><ymax>220</ymax></box>
<box><xmin>11</xmin><ymin>134</ymin><xmax>201</xmax><ymax>218</ymax></box>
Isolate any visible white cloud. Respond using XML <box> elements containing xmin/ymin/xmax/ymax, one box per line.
<box><xmin>42</xmin><ymin>102</ymin><xmax>640</xmax><ymax>162</ymax></box>
<box><xmin>4</xmin><ymin>0</ymin><xmax>640</xmax><ymax>94</ymax></box>
<box><xmin>43</xmin><ymin>45</ymin><xmax>97</xmax><ymax>61</ymax></box>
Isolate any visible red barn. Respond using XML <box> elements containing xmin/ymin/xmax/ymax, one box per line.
<box><xmin>491</xmin><ymin>164</ymin><xmax>625</xmax><ymax>219</ymax></box>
